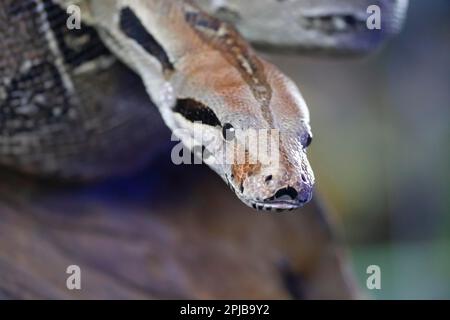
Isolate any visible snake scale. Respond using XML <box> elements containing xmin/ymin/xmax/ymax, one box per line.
<box><xmin>0</xmin><ymin>0</ymin><xmax>408</xmax><ymax>211</ymax></box>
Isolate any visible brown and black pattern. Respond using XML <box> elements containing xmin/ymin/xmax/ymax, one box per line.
<box><xmin>0</xmin><ymin>61</ymin><xmax>72</xmax><ymax>135</ymax></box>
<box><xmin>0</xmin><ymin>0</ymin><xmax>74</xmax><ymax>136</ymax></box>
<box><xmin>183</xmin><ymin>3</ymin><xmax>274</xmax><ymax>123</ymax></box>
<box><xmin>0</xmin><ymin>0</ymin><xmax>160</xmax><ymax>179</ymax></box>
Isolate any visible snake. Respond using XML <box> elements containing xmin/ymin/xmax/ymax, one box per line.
<box><xmin>0</xmin><ymin>0</ymin><xmax>408</xmax><ymax>211</ymax></box>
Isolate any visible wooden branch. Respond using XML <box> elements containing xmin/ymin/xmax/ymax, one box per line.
<box><xmin>0</xmin><ymin>162</ymin><xmax>357</xmax><ymax>299</ymax></box>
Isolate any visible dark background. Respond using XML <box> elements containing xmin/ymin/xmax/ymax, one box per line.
<box><xmin>268</xmin><ymin>0</ymin><xmax>449</xmax><ymax>299</ymax></box>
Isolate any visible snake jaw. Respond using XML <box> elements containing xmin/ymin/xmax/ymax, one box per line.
<box><xmin>248</xmin><ymin>186</ymin><xmax>314</xmax><ymax>212</ymax></box>
<box><xmin>236</xmin><ymin>194</ymin><xmax>312</xmax><ymax>212</ymax></box>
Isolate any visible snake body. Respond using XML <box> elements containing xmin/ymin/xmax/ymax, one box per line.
<box><xmin>0</xmin><ymin>0</ymin><xmax>408</xmax><ymax>211</ymax></box>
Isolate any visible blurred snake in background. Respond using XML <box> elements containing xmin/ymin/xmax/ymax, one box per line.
<box><xmin>0</xmin><ymin>0</ymin><xmax>408</xmax><ymax>211</ymax></box>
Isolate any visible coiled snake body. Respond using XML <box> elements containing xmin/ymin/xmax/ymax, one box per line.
<box><xmin>0</xmin><ymin>0</ymin><xmax>408</xmax><ymax>211</ymax></box>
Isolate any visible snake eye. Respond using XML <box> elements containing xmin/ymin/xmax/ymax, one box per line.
<box><xmin>304</xmin><ymin>133</ymin><xmax>313</xmax><ymax>148</ymax></box>
<box><xmin>222</xmin><ymin>123</ymin><xmax>235</xmax><ymax>141</ymax></box>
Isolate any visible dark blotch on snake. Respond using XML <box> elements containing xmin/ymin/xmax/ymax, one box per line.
<box><xmin>174</xmin><ymin>98</ymin><xmax>221</xmax><ymax>127</ymax></box>
<box><xmin>119</xmin><ymin>7</ymin><xmax>174</xmax><ymax>71</ymax></box>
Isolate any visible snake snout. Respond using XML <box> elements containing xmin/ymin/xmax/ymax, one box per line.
<box><xmin>297</xmin><ymin>187</ymin><xmax>313</xmax><ymax>204</ymax></box>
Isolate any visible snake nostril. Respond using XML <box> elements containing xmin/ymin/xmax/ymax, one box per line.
<box><xmin>301</xmin><ymin>173</ymin><xmax>307</xmax><ymax>183</ymax></box>
<box><xmin>274</xmin><ymin>187</ymin><xmax>298</xmax><ymax>200</ymax></box>
<box><xmin>298</xmin><ymin>189</ymin><xmax>312</xmax><ymax>203</ymax></box>
<box><xmin>265</xmin><ymin>175</ymin><xmax>273</xmax><ymax>183</ymax></box>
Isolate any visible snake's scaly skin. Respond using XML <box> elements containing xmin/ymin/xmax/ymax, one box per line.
<box><xmin>0</xmin><ymin>0</ymin><xmax>408</xmax><ymax>210</ymax></box>
<box><xmin>0</xmin><ymin>0</ymin><xmax>164</xmax><ymax>178</ymax></box>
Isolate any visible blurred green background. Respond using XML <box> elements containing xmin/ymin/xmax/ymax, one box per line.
<box><xmin>271</xmin><ymin>0</ymin><xmax>450</xmax><ymax>299</ymax></box>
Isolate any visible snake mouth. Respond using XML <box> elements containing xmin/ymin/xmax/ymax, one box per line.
<box><xmin>249</xmin><ymin>200</ymin><xmax>300</xmax><ymax>212</ymax></box>
<box><xmin>229</xmin><ymin>183</ymin><xmax>300</xmax><ymax>212</ymax></box>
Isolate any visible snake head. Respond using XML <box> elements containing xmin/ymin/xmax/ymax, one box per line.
<box><xmin>218</xmin><ymin>71</ymin><xmax>315</xmax><ymax>211</ymax></box>
<box><xmin>171</xmin><ymin>54</ymin><xmax>315</xmax><ymax>211</ymax></box>
<box><xmin>163</xmin><ymin>5</ymin><xmax>315</xmax><ymax>211</ymax></box>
